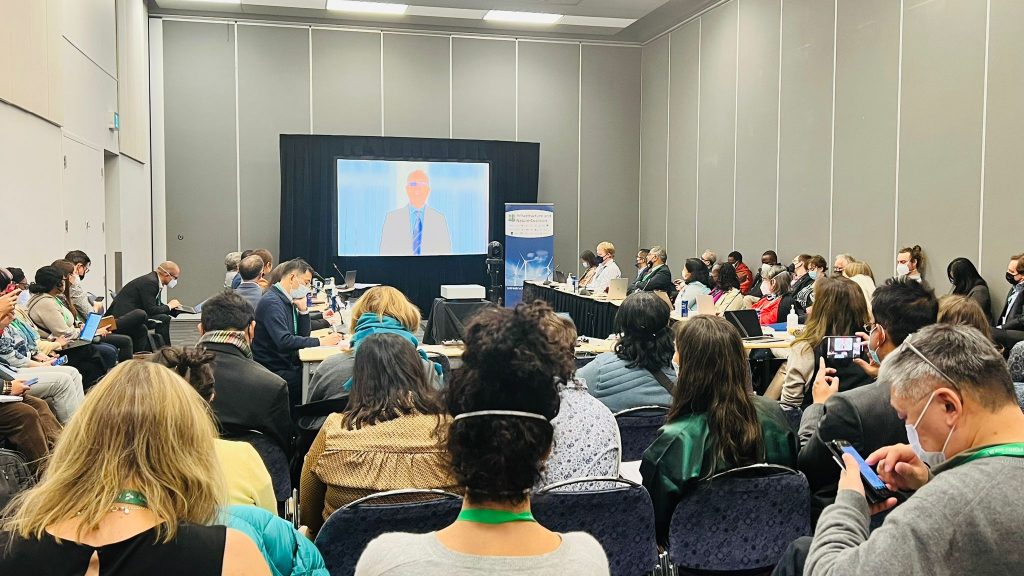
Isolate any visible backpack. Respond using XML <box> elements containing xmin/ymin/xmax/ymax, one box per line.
<box><xmin>0</xmin><ymin>448</ymin><xmax>35</xmax><ymax>510</ymax></box>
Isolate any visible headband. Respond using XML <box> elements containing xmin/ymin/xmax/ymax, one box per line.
<box><xmin>453</xmin><ymin>410</ymin><xmax>548</xmax><ymax>422</ymax></box>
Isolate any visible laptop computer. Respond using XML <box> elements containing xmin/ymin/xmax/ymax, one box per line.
<box><xmin>344</xmin><ymin>271</ymin><xmax>356</xmax><ymax>289</ymax></box>
<box><xmin>694</xmin><ymin>293</ymin><xmax>716</xmax><ymax>315</ymax></box>
<box><xmin>175</xmin><ymin>300</ymin><xmax>204</xmax><ymax>315</ymax></box>
<box><xmin>65</xmin><ymin>313</ymin><xmax>103</xmax><ymax>349</ymax></box>
<box><xmin>724</xmin><ymin>309</ymin><xmax>777</xmax><ymax>341</ymax></box>
<box><xmin>607</xmin><ymin>278</ymin><xmax>629</xmax><ymax>300</ymax></box>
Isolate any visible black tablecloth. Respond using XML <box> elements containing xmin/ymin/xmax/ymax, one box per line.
<box><xmin>423</xmin><ymin>298</ymin><xmax>497</xmax><ymax>344</ymax></box>
<box><xmin>522</xmin><ymin>282</ymin><xmax>619</xmax><ymax>338</ymax></box>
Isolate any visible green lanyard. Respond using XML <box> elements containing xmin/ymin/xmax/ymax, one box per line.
<box><xmin>274</xmin><ymin>284</ymin><xmax>299</xmax><ymax>334</ymax></box>
<box><xmin>114</xmin><ymin>490</ymin><xmax>149</xmax><ymax>508</ymax></box>
<box><xmin>959</xmin><ymin>442</ymin><xmax>1024</xmax><ymax>466</ymax></box>
<box><xmin>54</xmin><ymin>297</ymin><xmax>73</xmax><ymax>325</ymax></box>
<box><xmin>456</xmin><ymin>508</ymin><xmax>536</xmax><ymax>524</ymax></box>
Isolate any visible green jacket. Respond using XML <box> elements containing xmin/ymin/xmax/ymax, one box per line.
<box><xmin>640</xmin><ymin>395</ymin><xmax>798</xmax><ymax>542</ymax></box>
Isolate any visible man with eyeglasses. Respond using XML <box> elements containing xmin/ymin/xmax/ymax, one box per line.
<box><xmin>796</xmin><ymin>277</ymin><xmax>938</xmax><ymax>521</ymax></box>
<box><xmin>106</xmin><ymin>261</ymin><xmax>184</xmax><ymax>350</ymax></box>
<box><xmin>774</xmin><ymin>323</ymin><xmax>1024</xmax><ymax>575</ymax></box>
<box><xmin>63</xmin><ymin>250</ymin><xmax>105</xmax><ymax>317</ymax></box>
<box><xmin>379</xmin><ymin>169</ymin><xmax>452</xmax><ymax>256</ymax></box>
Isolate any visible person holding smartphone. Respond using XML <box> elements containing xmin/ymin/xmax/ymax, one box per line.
<box><xmin>774</xmin><ymin>323</ymin><xmax>1024</xmax><ymax>576</ymax></box>
<box><xmin>0</xmin><ymin>376</ymin><xmax>61</xmax><ymax>474</ymax></box>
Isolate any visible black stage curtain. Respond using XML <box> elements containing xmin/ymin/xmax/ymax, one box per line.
<box><xmin>279</xmin><ymin>135</ymin><xmax>539</xmax><ymax>314</ymax></box>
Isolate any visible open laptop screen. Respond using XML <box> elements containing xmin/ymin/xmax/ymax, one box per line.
<box><xmin>79</xmin><ymin>313</ymin><xmax>103</xmax><ymax>341</ymax></box>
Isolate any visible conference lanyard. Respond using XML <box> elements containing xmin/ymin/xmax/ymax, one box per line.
<box><xmin>957</xmin><ymin>442</ymin><xmax>1024</xmax><ymax>466</ymax></box>
<box><xmin>456</xmin><ymin>508</ymin><xmax>536</xmax><ymax>524</ymax></box>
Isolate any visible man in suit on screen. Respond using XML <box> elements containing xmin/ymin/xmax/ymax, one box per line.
<box><xmin>379</xmin><ymin>169</ymin><xmax>453</xmax><ymax>255</ymax></box>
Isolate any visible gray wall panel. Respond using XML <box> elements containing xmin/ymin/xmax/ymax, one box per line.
<box><xmin>311</xmin><ymin>29</ymin><xmax>382</xmax><ymax>135</ymax></box>
<box><xmin>831</xmin><ymin>0</ymin><xmax>900</xmax><ymax>271</ymax></box>
<box><xmin>667</xmin><ymin>22</ymin><xmax>700</xmax><ymax>267</ymax></box>
<box><xmin>640</xmin><ymin>35</ymin><xmax>669</xmax><ymax>251</ymax></box>
<box><xmin>579</xmin><ymin>45</ymin><xmax>642</xmax><ymax>275</ymax></box>
<box><xmin>163</xmin><ymin>21</ymin><xmax>237</xmax><ymax>307</ymax></box>
<box><xmin>382</xmin><ymin>33</ymin><xmax>449</xmax><ymax>138</ymax></box>
<box><xmin>237</xmin><ymin>24</ymin><xmax>310</xmax><ymax>259</ymax></box>
<box><xmin>696</xmin><ymin>1</ymin><xmax>737</xmax><ymax>258</ymax></box>
<box><xmin>981</xmin><ymin>0</ymin><xmax>1024</xmax><ymax>310</ymax></box>
<box><xmin>517</xmin><ymin>41</ymin><xmax>580</xmax><ymax>274</ymax></box>
<box><xmin>451</xmin><ymin>37</ymin><xmax>515</xmax><ymax>141</ymax></box>
<box><xmin>898</xmin><ymin>0</ymin><xmax>986</xmax><ymax>284</ymax></box>
<box><xmin>776</xmin><ymin>0</ymin><xmax>834</xmax><ymax>261</ymax></box>
<box><xmin>733</xmin><ymin>0</ymin><xmax>780</xmax><ymax>261</ymax></box>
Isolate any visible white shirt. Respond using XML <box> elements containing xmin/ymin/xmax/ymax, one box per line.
<box><xmin>589</xmin><ymin>259</ymin><xmax>622</xmax><ymax>293</ymax></box>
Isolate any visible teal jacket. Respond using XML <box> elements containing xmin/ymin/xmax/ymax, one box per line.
<box><xmin>220</xmin><ymin>505</ymin><xmax>329</xmax><ymax>576</ymax></box>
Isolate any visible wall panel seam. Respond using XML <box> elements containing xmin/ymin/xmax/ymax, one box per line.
<box><xmin>695</xmin><ymin>18</ymin><xmax>702</xmax><ymax>253</ymax></box>
<box><xmin>665</xmin><ymin>33</ymin><xmax>671</xmax><ymax>248</ymax></box>
<box><xmin>638</xmin><ymin>41</ymin><xmax>644</xmax><ymax>248</ymax></box>
<box><xmin>774</xmin><ymin>0</ymin><xmax>783</xmax><ymax>252</ymax></box>
<box><xmin>893</xmin><ymin>0</ymin><xmax>904</xmax><ymax>263</ymax></box>
<box><xmin>380</xmin><ymin>32</ymin><xmax>384</xmax><ymax>136</ymax></box>
<box><xmin>234</xmin><ymin>22</ymin><xmax>241</xmax><ymax>251</ymax></box>
<box><xmin>827</xmin><ymin>0</ymin><xmax>837</xmax><ymax>264</ymax></box>
<box><xmin>978</xmin><ymin>0</ymin><xmax>991</xmax><ymax>271</ymax></box>
<box><xmin>449</xmin><ymin>36</ymin><xmax>453</xmax><ymax>138</ymax></box>
<box><xmin>576</xmin><ymin>42</ymin><xmax>583</xmax><ymax>274</ymax></box>
<box><xmin>732</xmin><ymin>0</ymin><xmax>740</xmax><ymax>251</ymax></box>
<box><xmin>308</xmin><ymin>27</ymin><xmax>313</xmax><ymax>134</ymax></box>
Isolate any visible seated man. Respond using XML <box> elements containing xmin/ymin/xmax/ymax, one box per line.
<box><xmin>628</xmin><ymin>245</ymin><xmax>676</xmax><ymax>301</ymax></box>
<box><xmin>252</xmin><ymin>258</ymin><xmax>341</xmax><ymax>407</ymax></box>
<box><xmin>232</xmin><ymin>249</ymin><xmax>273</xmax><ymax>291</ymax></box>
<box><xmin>798</xmin><ymin>278</ymin><xmax>937</xmax><ymax>519</ymax></box>
<box><xmin>992</xmin><ymin>252</ymin><xmax>1024</xmax><ymax>354</ymax></box>
<box><xmin>106</xmin><ymin>262</ymin><xmax>183</xmax><ymax>350</ymax></box>
<box><xmin>775</xmin><ymin>323</ymin><xmax>1024</xmax><ymax>575</ymax></box>
<box><xmin>198</xmin><ymin>292</ymin><xmax>293</xmax><ymax>456</ymax></box>
<box><xmin>234</xmin><ymin>254</ymin><xmax>266</xmax><ymax>312</ymax></box>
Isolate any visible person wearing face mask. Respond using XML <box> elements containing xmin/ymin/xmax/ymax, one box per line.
<box><xmin>832</xmin><ymin>253</ymin><xmax>856</xmax><ymax>277</ymax></box>
<box><xmin>795</xmin><ymin>277</ymin><xmax>937</xmax><ymax>522</ymax></box>
<box><xmin>789</xmin><ymin>254</ymin><xmax>814</xmax><ymax>315</ymax></box>
<box><xmin>749</xmin><ymin>265</ymin><xmax>794</xmax><ymax>325</ymax></box>
<box><xmin>635</xmin><ymin>248</ymin><xmax>651</xmax><ymax>278</ymax></box>
<box><xmin>106</xmin><ymin>261</ymin><xmax>185</xmax><ymax>350</ymax></box>
<box><xmin>945</xmin><ymin>257</ymin><xmax>991</xmax><ymax>323</ymax></box>
<box><xmin>895</xmin><ymin>245</ymin><xmax>924</xmax><ymax>282</ymax></box>
<box><xmin>629</xmin><ymin>246</ymin><xmax>676</xmax><ymax>300</ymax></box>
<box><xmin>588</xmin><ymin>242</ymin><xmax>622</xmax><ymax>294</ymax></box>
<box><xmin>576</xmin><ymin>250</ymin><xmax>601</xmax><ymax>289</ymax></box>
<box><xmin>991</xmin><ymin>253</ymin><xmax>1024</xmax><ymax>354</ymax></box>
<box><xmin>253</xmin><ymin>258</ymin><xmax>342</xmax><ymax>408</ymax></box>
<box><xmin>747</xmin><ymin>250</ymin><xmax>779</xmax><ymax>299</ymax></box>
<box><xmin>197</xmin><ymin>291</ymin><xmax>293</xmax><ymax>458</ymax></box>
<box><xmin>774</xmin><ymin>323</ymin><xmax>1024</xmax><ymax>576</ymax></box>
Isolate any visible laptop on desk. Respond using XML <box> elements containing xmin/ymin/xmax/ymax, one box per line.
<box><xmin>338</xmin><ymin>270</ymin><xmax>358</xmax><ymax>292</ymax></box>
<box><xmin>64</xmin><ymin>313</ymin><xmax>103</xmax><ymax>350</ymax></box>
<box><xmin>724</xmin><ymin>309</ymin><xmax>779</xmax><ymax>341</ymax></box>
<box><xmin>607</xmin><ymin>278</ymin><xmax>629</xmax><ymax>300</ymax></box>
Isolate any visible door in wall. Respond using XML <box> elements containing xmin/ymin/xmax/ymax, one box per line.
<box><xmin>62</xmin><ymin>135</ymin><xmax>107</xmax><ymax>300</ymax></box>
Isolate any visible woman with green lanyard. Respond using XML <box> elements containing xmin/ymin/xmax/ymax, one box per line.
<box><xmin>774</xmin><ymin>323</ymin><xmax>1024</xmax><ymax>576</ymax></box>
<box><xmin>356</xmin><ymin>302</ymin><xmax>610</xmax><ymax>575</ymax></box>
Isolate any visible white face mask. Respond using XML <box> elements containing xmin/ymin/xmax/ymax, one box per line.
<box><xmin>760</xmin><ymin>263</ymin><xmax>771</xmax><ymax>276</ymax></box>
<box><xmin>761</xmin><ymin>281</ymin><xmax>772</xmax><ymax>296</ymax></box>
<box><xmin>905</xmin><ymin>391</ymin><xmax>956</xmax><ymax>467</ymax></box>
<box><xmin>896</xmin><ymin>263</ymin><xmax>911</xmax><ymax>276</ymax></box>
<box><xmin>581</xmin><ymin>262</ymin><xmax>590</xmax><ymax>269</ymax></box>
<box><xmin>167</xmin><ymin>278</ymin><xmax>178</xmax><ymax>289</ymax></box>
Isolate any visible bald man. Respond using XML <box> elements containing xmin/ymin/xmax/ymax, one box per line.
<box><xmin>107</xmin><ymin>261</ymin><xmax>184</xmax><ymax>350</ymax></box>
<box><xmin>379</xmin><ymin>169</ymin><xmax>452</xmax><ymax>255</ymax></box>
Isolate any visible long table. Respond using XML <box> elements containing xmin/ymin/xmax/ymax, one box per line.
<box><xmin>523</xmin><ymin>281</ymin><xmax>623</xmax><ymax>338</ymax></box>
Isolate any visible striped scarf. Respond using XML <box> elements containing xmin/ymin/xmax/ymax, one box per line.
<box><xmin>197</xmin><ymin>330</ymin><xmax>252</xmax><ymax>358</ymax></box>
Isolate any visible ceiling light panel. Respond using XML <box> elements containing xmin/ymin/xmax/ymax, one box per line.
<box><xmin>326</xmin><ymin>0</ymin><xmax>407</xmax><ymax>14</ymax></box>
<box><xmin>241</xmin><ymin>0</ymin><xmax>326</xmax><ymax>8</ymax></box>
<box><xmin>483</xmin><ymin>10</ymin><xmax>562</xmax><ymax>24</ymax></box>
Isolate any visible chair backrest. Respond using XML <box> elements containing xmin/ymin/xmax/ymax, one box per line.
<box><xmin>314</xmin><ymin>489</ymin><xmax>462</xmax><ymax>576</ymax></box>
<box><xmin>424</xmin><ymin>352</ymin><xmax>452</xmax><ymax>381</ymax></box>
<box><xmin>780</xmin><ymin>404</ymin><xmax>803</xmax><ymax>432</ymax></box>
<box><xmin>1014</xmin><ymin>383</ymin><xmax>1024</xmax><ymax>413</ymax></box>
<box><xmin>533</xmin><ymin>477</ymin><xmax>659</xmax><ymax>576</ymax></box>
<box><xmin>0</xmin><ymin>448</ymin><xmax>34</xmax><ymax>510</ymax></box>
<box><xmin>226</xmin><ymin>431</ymin><xmax>292</xmax><ymax>502</ymax></box>
<box><xmin>668</xmin><ymin>464</ymin><xmax>810</xmax><ymax>572</ymax></box>
<box><xmin>614</xmin><ymin>406</ymin><xmax>669</xmax><ymax>462</ymax></box>
<box><xmin>1009</xmin><ymin>341</ymin><xmax>1024</xmax><ymax>384</ymax></box>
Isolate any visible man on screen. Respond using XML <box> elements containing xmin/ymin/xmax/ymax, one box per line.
<box><xmin>379</xmin><ymin>170</ymin><xmax>453</xmax><ymax>256</ymax></box>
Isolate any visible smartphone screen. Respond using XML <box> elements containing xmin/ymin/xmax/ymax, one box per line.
<box><xmin>824</xmin><ymin>336</ymin><xmax>861</xmax><ymax>361</ymax></box>
<box><xmin>841</xmin><ymin>445</ymin><xmax>887</xmax><ymax>491</ymax></box>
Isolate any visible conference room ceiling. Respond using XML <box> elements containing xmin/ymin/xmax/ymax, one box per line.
<box><xmin>148</xmin><ymin>0</ymin><xmax>722</xmax><ymax>42</ymax></box>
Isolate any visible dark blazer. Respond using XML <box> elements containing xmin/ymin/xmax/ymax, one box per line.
<box><xmin>995</xmin><ymin>285</ymin><xmax>1024</xmax><ymax>330</ymax></box>
<box><xmin>234</xmin><ymin>281</ymin><xmax>263</xmax><ymax>313</ymax></box>
<box><xmin>252</xmin><ymin>286</ymin><xmax>318</xmax><ymax>375</ymax></box>
<box><xmin>798</xmin><ymin>380</ymin><xmax>908</xmax><ymax>518</ymax></box>
<box><xmin>107</xmin><ymin>271</ymin><xmax>173</xmax><ymax>319</ymax></box>
<box><xmin>204</xmin><ymin>341</ymin><xmax>293</xmax><ymax>454</ymax></box>
<box><xmin>965</xmin><ymin>284</ymin><xmax>992</xmax><ymax>322</ymax></box>
<box><xmin>629</xmin><ymin>265</ymin><xmax>677</xmax><ymax>300</ymax></box>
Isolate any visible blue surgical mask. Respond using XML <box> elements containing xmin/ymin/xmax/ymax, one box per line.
<box><xmin>867</xmin><ymin>326</ymin><xmax>882</xmax><ymax>365</ymax></box>
<box><xmin>809</xmin><ymin>270</ymin><xmax>819</xmax><ymax>280</ymax></box>
<box><xmin>905</xmin><ymin>391</ymin><xmax>956</xmax><ymax>467</ymax></box>
<box><xmin>290</xmin><ymin>283</ymin><xmax>310</xmax><ymax>300</ymax></box>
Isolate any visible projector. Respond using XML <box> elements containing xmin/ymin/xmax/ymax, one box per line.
<box><xmin>441</xmin><ymin>284</ymin><xmax>486</xmax><ymax>300</ymax></box>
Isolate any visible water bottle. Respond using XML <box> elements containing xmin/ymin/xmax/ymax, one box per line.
<box><xmin>680</xmin><ymin>299</ymin><xmax>688</xmax><ymax>318</ymax></box>
<box><xmin>306</xmin><ymin>292</ymin><xmax>313</xmax><ymax>308</ymax></box>
<box><xmin>570</xmin><ymin>274</ymin><xmax>577</xmax><ymax>294</ymax></box>
<box><xmin>786</xmin><ymin>306</ymin><xmax>799</xmax><ymax>334</ymax></box>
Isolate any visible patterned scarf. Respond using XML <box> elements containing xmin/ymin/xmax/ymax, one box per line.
<box><xmin>198</xmin><ymin>330</ymin><xmax>253</xmax><ymax>358</ymax></box>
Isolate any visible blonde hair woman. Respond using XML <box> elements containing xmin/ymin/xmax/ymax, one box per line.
<box><xmin>0</xmin><ymin>361</ymin><xmax>270</xmax><ymax>575</ymax></box>
<box><xmin>842</xmin><ymin>261</ymin><xmax>877</xmax><ymax>322</ymax></box>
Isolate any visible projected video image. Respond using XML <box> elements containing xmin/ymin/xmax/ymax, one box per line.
<box><xmin>336</xmin><ymin>159</ymin><xmax>490</xmax><ymax>256</ymax></box>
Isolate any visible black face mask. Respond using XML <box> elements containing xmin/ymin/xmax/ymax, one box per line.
<box><xmin>1009</xmin><ymin>272</ymin><xmax>1020</xmax><ymax>286</ymax></box>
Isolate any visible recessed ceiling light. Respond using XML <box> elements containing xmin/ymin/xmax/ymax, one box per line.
<box><xmin>326</xmin><ymin>0</ymin><xmax>408</xmax><ymax>14</ymax></box>
<box><xmin>483</xmin><ymin>10</ymin><xmax>562</xmax><ymax>25</ymax></box>
<box><xmin>176</xmin><ymin>0</ymin><xmax>241</xmax><ymax>4</ymax></box>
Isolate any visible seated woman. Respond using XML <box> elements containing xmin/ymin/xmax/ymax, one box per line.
<box><xmin>713</xmin><ymin>263</ymin><xmax>749</xmax><ymax>314</ymax></box>
<box><xmin>52</xmin><ymin>259</ymin><xmax>132</xmax><ymax>362</ymax></box>
<box><xmin>0</xmin><ymin>361</ymin><xmax>270</xmax><ymax>575</ymax></box>
<box><xmin>0</xmin><ymin>376</ymin><xmax>61</xmax><ymax>475</ymax></box>
<box><xmin>938</xmin><ymin>295</ymin><xmax>996</xmax><ymax>345</ymax></box>
<box><xmin>750</xmin><ymin>264</ymin><xmax>795</xmax><ymax>325</ymax></box>
<box><xmin>641</xmin><ymin>315</ymin><xmax>797</xmax><ymax>543</ymax></box>
<box><xmin>777</xmin><ymin>277</ymin><xmax>873</xmax><ymax>409</ymax></box>
<box><xmin>303</xmin><ymin>286</ymin><xmax>442</xmax><ymax>429</ymax></box>
<box><xmin>578</xmin><ymin>291</ymin><xmax>675</xmax><ymax>412</ymax></box>
<box><xmin>577</xmin><ymin>250</ymin><xmax>601</xmax><ymax>288</ymax></box>
<box><xmin>535</xmin><ymin>311</ymin><xmax>620</xmax><ymax>489</ymax></box>
<box><xmin>946</xmin><ymin>257</ymin><xmax>992</xmax><ymax>323</ymax></box>
<box><xmin>0</xmin><ymin>309</ymin><xmax>84</xmax><ymax>424</ymax></box>
<box><xmin>150</xmin><ymin>346</ymin><xmax>276</xmax><ymax>514</ymax></box>
<box><xmin>843</xmin><ymin>261</ymin><xmax>877</xmax><ymax>322</ymax></box>
<box><xmin>356</xmin><ymin>302</ymin><xmax>610</xmax><ymax>575</ymax></box>
<box><xmin>673</xmin><ymin>258</ymin><xmax>712</xmax><ymax>314</ymax></box>
<box><xmin>301</xmin><ymin>333</ymin><xmax>456</xmax><ymax>535</ymax></box>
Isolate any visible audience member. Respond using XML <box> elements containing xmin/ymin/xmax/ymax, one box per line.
<box><xmin>748</xmin><ymin>250</ymin><xmax>780</xmax><ymax>299</ymax></box>
<box><xmin>198</xmin><ymin>292</ymin><xmax>292</xmax><ymax>455</ymax></box>
<box><xmin>833</xmin><ymin>253</ymin><xmax>856</xmax><ymax>277</ymax></box>
<box><xmin>642</xmin><ymin>315</ymin><xmax>797</xmax><ymax>543</ymax></box>
<box><xmin>789</xmin><ymin>254</ymin><xmax>813</xmax><ymax>302</ymax></box>
<box><xmin>151</xmin><ymin>347</ymin><xmax>276</xmax><ymax>513</ymax></box>
<box><xmin>235</xmin><ymin>254</ymin><xmax>266</xmax><ymax>312</ymax></box>
<box><xmin>106</xmin><ymin>261</ymin><xmax>185</xmax><ymax>350</ymax></box>
<box><xmin>579</xmin><ymin>291</ymin><xmax>675</xmax><ymax>412</ymax></box>
<box><xmin>0</xmin><ymin>271</ymin><xmax>68</xmax><ymax>359</ymax></box>
<box><xmin>778</xmin><ymin>324</ymin><xmax>1024</xmax><ymax>576</ymax></box>
<box><xmin>946</xmin><ymin>257</ymin><xmax>991</xmax><ymax>322</ymax></box>
<box><xmin>301</xmin><ymin>333</ymin><xmax>456</xmax><ymax>535</ymax></box>
<box><xmin>673</xmin><ymin>258</ymin><xmax>712</xmax><ymax>314</ymax></box>
<box><xmin>577</xmin><ymin>250</ymin><xmax>601</xmax><ymax>288</ymax></box>
<box><xmin>535</xmin><ymin>311</ymin><xmax>620</xmax><ymax>489</ymax></box>
<box><xmin>630</xmin><ymin>245</ymin><xmax>675</xmax><ymax>300</ymax></box>
<box><xmin>728</xmin><ymin>251</ymin><xmax>754</xmax><ymax>294</ymax></box>
<box><xmin>356</xmin><ymin>303</ymin><xmax>609</xmax><ymax>575</ymax></box>
<box><xmin>797</xmin><ymin>277</ymin><xmax>937</xmax><ymax>518</ymax></box>
<box><xmin>938</xmin><ymin>295</ymin><xmax>995</xmax><ymax>344</ymax></box>
<box><xmin>635</xmin><ymin>248</ymin><xmax>652</xmax><ymax>278</ymax></box>
<box><xmin>0</xmin><ymin>311</ymin><xmax>84</xmax><ymax>424</ymax></box>
<box><xmin>61</xmin><ymin>252</ymin><xmax>103</xmax><ymax>316</ymax></box>
<box><xmin>0</xmin><ymin>374</ymin><xmax>61</xmax><ymax>474</ymax></box>
<box><xmin>588</xmin><ymin>241</ymin><xmax>622</xmax><ymax>294</ymax></box>
<box><xmin>713</xmin><ymin>263</ymin><xmax>748</xmax><ymax>314</ymax></box>
<box><xmin>218</xmin><ymin>505</ymin><xmax>328</xmax><ymax>576</ymax></box>
<box><xmin>230</xmin><ymin>250</ymin><xmax>256</xmax><ymax>289</ymax></box>
<box><xmin>224</xmin><ymin>251</ymin><xmax>242</xmax><ymax>288</ymax></box>
<box><xmin>896</xmin><ymin>245</ymin><xmax>924</xmax><ymax>282</ymax></box>
<box><xmin>992</xmin><ymin>252</ymin><xmax>1024</xmax><ymax>353</ymax></box>
<box><xmin>251</xmin><ymin>249</ymin><xmax>274</xmax><ymax>291</ymax></box>
<box><xmin>52</xmin><ymin>259</ymin><xmax>126</xmax><ymax>365</ymax></box>
<box><xmin>0</xmin><ymin>361</ymin><xmax>270</xmax><ymax>575</ymax></box>
<box><xmin>842</xmin><ymin>261</ymin><xmax>876</xmax><ymax>322</ymax></box>
<box><xmin>776</xmin><ymin>277</ymin><xmax>872</xmax><ymax>409</ymax></box>
<box><xmin>751</xmin><ymin>265</ymin><xmax>794</xmax><ymax>325</ymax></box>
<box><xmin>700</xmin><ymin>249</ymin><xmax>717</xmax><ymax>268</ymax></box>
<box><xmin>253</xmin><ymin>259</ymin><xmax>342</xmax><ymax>407</ymax></box>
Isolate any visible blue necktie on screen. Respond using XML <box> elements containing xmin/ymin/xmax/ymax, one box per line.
<box><xmin>413</xmin><ymin>211</ymin><xmax>423</xmax><ymax>255</ymax></box>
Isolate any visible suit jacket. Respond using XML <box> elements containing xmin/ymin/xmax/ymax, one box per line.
<box><xmin>252</xmin><ymin>286</ymin><xmax>318</xmax><ymax>375</ymax></box>
<box><xmin>234</xmin><ymin>281</ymin><xmax>264</xmax><ymax>313</ymax></box>
<box><xmin>629</xmin><ymin>265</ymin><xmax>677</xmax><ymax>301</ymax></box>
<box><xmin>204</xmin><ymin>341</ymin><xmax>294</xmax><ymax>455</ymax></box>
<box><xmin>995</xmin><ymin>285</ymin><xmax>1024</xmax><ymax>330</ymax></box>
<box><xmin>107</xmin><ymin>271</ymin><xmax>172</xmax><ymax>319</ymax></box>
<box><xmin>797</xmin><ymin>380</ymin><xmax>908</xmax><ymax>518</ymax></box>
<box><xmin>379</xmin><ymin>205</ymin><xmax>452</xmax><ymax>255</ymax></box>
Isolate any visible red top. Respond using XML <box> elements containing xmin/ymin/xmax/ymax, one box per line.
<box><xmin>736</xmin><ymin>261</ymin><xmax>754</xmax><ymax>294</ymax></box>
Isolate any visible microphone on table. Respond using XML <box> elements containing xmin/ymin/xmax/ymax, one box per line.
<box><xmin>332</xmin><ymin>263</ymin><xmax>344</xmax><ymax>280</ymax></box>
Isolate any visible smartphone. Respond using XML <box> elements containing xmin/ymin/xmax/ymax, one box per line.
<box><xmin>95</xmin><ymin>296</ymin><xmax>105</xmax><ymax>302</ymax></box>
<box><xmin>289</xmin><ymin>488</ymin><xmax>300</xmax><ymax>529</ymax></box>
<box><xmin>823</xmin><ymin>336</ymin><xmax>866</xmax><ymax>367</ymax></box>
<box><xmin>52</xmin><ymin>355</ymin><xmax>68</xmax><ymax>366</ymax></box>
<box><xmin>23</xmin><ymin>377</ymin><xmax>39</xmax><ymax>387</ymax></box>
<box><xmin>828</xmin><ymin>440</ymin><xmax>897</xmax><ymax>504</ymax></box>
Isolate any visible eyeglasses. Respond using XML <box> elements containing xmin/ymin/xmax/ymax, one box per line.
<box><xmin>158</xmin><ymin>266</ymin><xmax>179</xmax><ymax>280</ymax></box>
<box><xmin>903</xmin><ymin>338</ymin><xmax>959</xmax><ymax>389</ymax></box>
<box><xmin>862</xmin><ymin>323</ymin><xmax>875</xmax><ymax>334</ymax></box>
